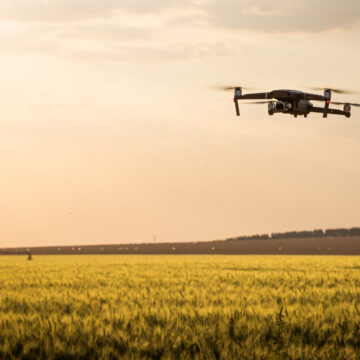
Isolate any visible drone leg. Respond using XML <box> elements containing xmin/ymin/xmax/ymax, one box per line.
<box><xmin>323</xmin><ymin>101</ymin><xmax>330</xmax><ymax>118</ymax></box>
<box><xmin>323</xmin><ymin>90</ymin><xmax>331</xmax><ymax>118</ymax></box>
<box><xmin>234</xmin><ymin>98</ymin><xmax>240</xmax><ymax>116</ymax></box>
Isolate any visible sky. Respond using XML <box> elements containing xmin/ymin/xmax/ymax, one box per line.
<box><xmin>1</xmin><ymin>0</ymin><xmax>360</xmax><ymax>247</ymax></box>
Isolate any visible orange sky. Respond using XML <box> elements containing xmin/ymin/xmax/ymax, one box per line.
<box><xmin>1</xmin><ymin>0</ymin><xmax>360</xmax><ymax>247</ymax></box>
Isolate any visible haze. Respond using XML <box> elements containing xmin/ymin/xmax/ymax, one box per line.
<box><xmin>1</xmin><ymin>0</ymin><xmax>360</xmax><ymax>247</ymax></box>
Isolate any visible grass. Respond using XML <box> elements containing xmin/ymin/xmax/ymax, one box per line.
<box><xmin>0</xmin><ymin>255</ymin><xmax>360</xmax><ymax>359</ymax></box>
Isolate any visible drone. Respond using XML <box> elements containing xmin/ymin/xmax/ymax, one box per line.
<box><xmin>218</xmin><ymin>86</ymin><xmax>360</xmax><ymax>118</ymax></box>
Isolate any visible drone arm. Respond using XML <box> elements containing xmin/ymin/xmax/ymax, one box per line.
<box><xmin>237</xmin><ymin>92</ymin><xmax>272</xmax><ymax>100</ymax></box>
<box><xmin>304</xmin><ymin>93</ymin><xmax>326</xmax><ymax>101</ymax></box>
<box><xmin>310</xmin><ymin>106</ymin><xmax>350</xmax><ymax>117</ymax></box>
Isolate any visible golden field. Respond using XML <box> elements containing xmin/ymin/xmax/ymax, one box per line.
<box><xmin>0</xmin><ymin>255</ymin><xmax>360</xmax><ymax>359</ymax></box>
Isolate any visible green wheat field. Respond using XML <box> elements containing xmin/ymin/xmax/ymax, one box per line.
<box><xmin>1</xmin><ymin>255</ymin><xmax>360</xmax><ymax>359</ymax></box>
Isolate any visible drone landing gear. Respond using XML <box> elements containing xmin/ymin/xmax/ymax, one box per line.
<box><xmin>344</xmin><ymin>104</ymin><xmax>351</xmax><ymax>118</ymax></box>
<box><xmin>268</xmin><ymin>102</ymin><xmax>274</xmax><ymax>115</ymax></box>
<box><xmin>234</xmin><ymin>88</ymin><xmax>242</xmax><ymax>116</ymax></box>
<box><xmin>323</xmin><ymin>90</ymin><xmax>331</xmax><ymax>118</ymax></box>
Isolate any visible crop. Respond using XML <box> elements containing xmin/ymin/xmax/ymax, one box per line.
<box><xmin>0</xmin><ymin>255</ymin><xmax>360</xmax><ymax>359</ymax></box>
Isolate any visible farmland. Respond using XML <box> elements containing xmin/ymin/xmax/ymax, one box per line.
<box><xmin>1</xmin><ymin>255</ymin><xmax>360</xmax><ymax>359</ymax></box>
<box><xmin>2</xmin><ymin>235</ymin><xmax>360</xmax><ymax>255</ymax></box>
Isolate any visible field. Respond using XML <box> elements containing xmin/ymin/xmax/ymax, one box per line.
<box><xmin>3</xmin><ymin>236</ymin><xmax>360</xmax><ymax>255</ymax></box>
<box><xmin>1</xmin><ymin>256</ymin><xmax>360</xmax><ymax>359</ymax></box>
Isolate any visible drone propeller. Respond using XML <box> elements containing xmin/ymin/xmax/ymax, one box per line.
<box><xmin>332</xmin><ymin>101</ymin><xmax>360</xmax><ymax>107</ymax></box>
<box><xmin>211</xmin><ymin>85</ymin><xmax>252</xmax><ymax>116</ymax></box>
<box><xmin>308</xmin><ymin>87</ymin><xmax>358</xmax><ymax>95</ymax></box>
<box><xmin>213</xmin><ymin>85</ymin><xmax>252</xmax><ymax>92</ymax></box>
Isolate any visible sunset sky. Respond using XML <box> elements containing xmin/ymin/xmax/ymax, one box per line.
<box><xmin>1</xmin><ymin>0</ymin><xmax>360</xmax><ymax>247</ymax></box>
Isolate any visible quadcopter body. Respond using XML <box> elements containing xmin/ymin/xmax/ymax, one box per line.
<box><xmin>228</xmin><ymin>87</ymin><xmax>359</xmax><ymax>118</ymax></box>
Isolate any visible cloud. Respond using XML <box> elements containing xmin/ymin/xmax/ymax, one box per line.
<box><xmin>0</xmin><ymin>0</ymin><xmax>115</xmax><ymax>22</ymax></box>
<box><xmin>1</xmin><ymin>0</ymin><xmax>358</xmax><ymax>32</ymax></box>
<box><xmin>64</xmin><ymin>41</ymin><xmax>236</xmax><ymax>63</ymax></box>
<box><xmin>205</xmin><ymin>0</ymin><xmax>360</xmax><ymax>32</ymax></box>
<box><xmin>0</xmin><ymin>1</ymin><xmax>216</xmax><ymax>62</ymax></box>
<box><xmin>0</xmin><ymin>19</ymin><xmax>233</xmax><ymax>63</ymax></box>
<box><xmin>0</xmin><ymin>0</ymin><xmax>185</xmax><ymax>22</ymax></box>
<box><xmin>0</xmin><ymin>0</ymin><xmax>359</xmax><ymax>65</ymax></box>
<box><xmin>59</xmin><ymin>22</ymin><xmax>152</xmax><ymax>42</ymax></box>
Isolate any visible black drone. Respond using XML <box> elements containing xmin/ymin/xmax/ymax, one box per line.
<box><xmin>218</xmin><ymin>86</ymin><xmax>360</xmax><ymax>118</ymax></box>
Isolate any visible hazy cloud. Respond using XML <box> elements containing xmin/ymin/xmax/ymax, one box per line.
<box><xmin>0</xmin><ymin>0</ymin><xmax>115</xmax><ymax>22</ymax></box>
<box><xmin>59</xmin><ymin>22</ymin><xmax>152</xmax><ymax>42</ymax></box>
<box><xmin>65</xmin><ymin>41</ymin><xmax>237</xmax><ymax>63</ymax></box>
<box><xmin>0</xmin><ymin>0</ymin><xmax>184</xmax><ymax>22</ymax></box>
<box><xmin>0</xmin><ymin>0</ymin><xmax>359</xmax><ymax>64</ymax></box>
<box><xmin>0</xmin><ymin>0</ymin><xmax>213</xmax><ymax>62</ymax></box>
<box><xmin>205</xmin><ymin>0</ymin><xmax>360</xmax><ymax>32</ymax></box>
<box><xmin>0</xmin><ymin>0</ymin><xmax>358</xmax><ymax>32</ymax></box>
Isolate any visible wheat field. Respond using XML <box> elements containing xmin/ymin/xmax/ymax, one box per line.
<box><xmin>0</xmin><ymin>255</ymin><xmax>360</xmax><ymax>359</ymax></box>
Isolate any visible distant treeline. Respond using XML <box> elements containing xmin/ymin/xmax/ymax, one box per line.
<box><xmin>225</xmin><ymin>227</ymin><xmax>360</xmax><ymax>241</ymax></box>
